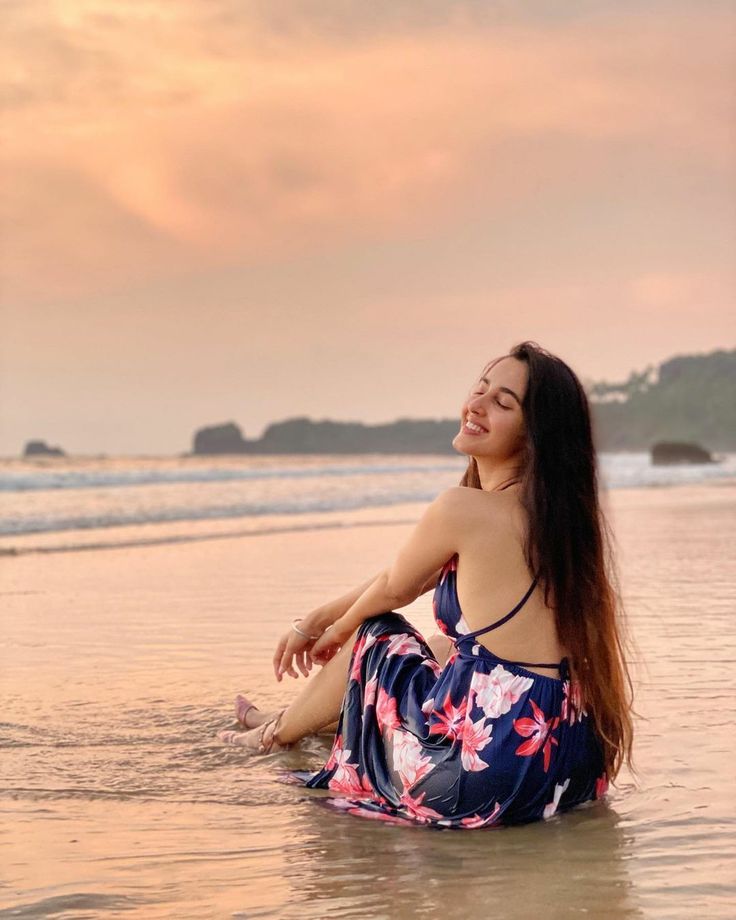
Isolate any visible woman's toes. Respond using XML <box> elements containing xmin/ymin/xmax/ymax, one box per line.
<box><xmin>218</xmin><ymin>729</ymin><xmax>243</xmax><ymax>745</ymax></box>
<box><xmin>218</xmin><ymin>726</ymin><xmax>267</xmax><ymax>752</ymax></box>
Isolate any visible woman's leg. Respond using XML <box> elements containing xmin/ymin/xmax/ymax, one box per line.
<box><xmin>244</xmin><ymin>706</ymin><xmax>339</xmax><ymax>734</ymax></box>
<box><xmin>253</xmin><ymin>630</ymin><xmax>449</xmax><ymax>734</ymax></box>
<box><xmin>273</xmin><ymin>629</ymin><xmax>451</xmax><ymax>744</ymax></box>
<box><xmin>426</xmin><ymin>632</ymin><xmax>452</xmax><ymax>667</ymax></box>
<box><xmin>272</xmin><ymin>626</ymin><xmax>360</xmax><ymax>745</ymax></box>
<box><xmin>221</xmin><ymin>627</ymin><xmax>357</xmax><ymax>749</ymax></box>
<box><xmin>248</xmin><ymin>633</ymin><xmax>449</xmax><ymax>735</ymax></box>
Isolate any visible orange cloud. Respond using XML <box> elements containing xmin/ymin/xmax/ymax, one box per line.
<box><xmin>1</xmin><ymin>2</ymin><xmax>734</xmax><ymax>305</ymax></box>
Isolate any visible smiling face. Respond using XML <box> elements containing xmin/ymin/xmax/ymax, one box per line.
<box><xmin>452</xmin><ymin>355</ymin><xmax>529</xmax><ymax>464</ymax></box>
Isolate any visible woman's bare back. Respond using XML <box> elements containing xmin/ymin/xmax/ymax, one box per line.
<box><xmin>453</xmin><ymin>488</ymin><xmax>570</xmax><ymax>677</ymax></box>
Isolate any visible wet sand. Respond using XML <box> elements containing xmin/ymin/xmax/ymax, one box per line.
<box><xmin>2</xmin><ymin>480</ymin><xmax>735</xmax><ymax>918</ymax></box>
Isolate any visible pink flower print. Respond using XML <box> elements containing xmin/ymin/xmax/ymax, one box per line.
<box><xmin>427</xmin><ymin>694</ymin><xmax>468</xmax><ymax>741</ymax></box>
<box><xmin>455</xmin><ymin>615</ymin><xmax>472</xmax><ymax>636</ymax></box>
<box><xmin>324</xmin><ymin>734</ymin><xmax>343</xmax><ymax>771</ymax></box>
<box><xmin>391</xmin><ymin>729</ymin><xmax>435</xmax><ymax>790</ymax></box>
<box><xmin>460</xmin><ymin>803</ymin><xmax>502</xmax><ymax>827</ymax></box>
<box><xmin>363</xmin><ymin>674</ymin><xmax>379</xmax><ymax>709</ymax></box>
<box><xmin>595</xmin><ymin>773</ymin><xmax>609</xmax><ymax>799</ymax></box>
<box><xmin>336</xmin><ymin>773</ymin><xmax>389</xmax><ymax>805</ymax></box>
<box><xmin>543</xmin><ymin>778</ymin><xmax>571</xmax><ymax>819</ymax></box>
<box><xmin>513</xmin><ymin>699</ymin><xmax>560</xmax><ymax>772</ymax></box>
<box><xmin>398</xmin><ymin>788</ymin><xmax>444</xmax><ymax>823</ymax></box>
<box><xmin>333</xmin><ymin>770</ymin><xmax>381</xmax><ymax>801</ymax></box>
<box><xmin>423</xmin><ymin>657</ymin><xmax>442</xmax><ymax>678</ymax></box>
<box><xmin>325</xmin><ymin>736</ymin><xmax>363</xmax><ymax>793</ymax></box>
<box><xmin>349</xmin><ymin>633</ymin><xmax>378</xmax><ymax>683</ymax></box>
<box><xmin>328</xmin><ymin>766</ymin><xmax>365</xmax><ymax>795</ymax></box>
<box><xmin>470</xmin><ymin>665</ymin><xmax>534</xmax><ymax>720</ymax></box>
<box><xmin>561</xmin><ymin>678</ymin><xmax>586</xmax><ymax>724</ymax></box>
<box><xmin>385</xmin><ymin>633</ymin><xmax>425</xmax><ymax>658</ymax></box>
<box><xmin>438</xmin><ymin>554</ymin><xmax>457</xmax><ymax>586</ymax></box>
<box><xmin>375</xmin><ymin>688</ymin><xmax>401</xmax><ymax>732</ymax></box>
<box><xmin>352</xmin><ymin>806</ymin><xmax>416</xmax><ymax>825</ymax></box>
<box><xmin>460</xmin><ymin>714</ymin><xmax>493</xmax><ymax>772</ymax></box>
<box><xmin>360</xmin><ymin>771</ymin><xmax>378</xmax><ymax>798</ymax></box>
<box><xmin>434</xmin><ymin>606</ymin><xmax>450</xmax><ymax>636</ymax></box>
<box><xmin>326</xmin><ymin>798</ymin><xmax>415</xmax><ymax>825</ymax></box>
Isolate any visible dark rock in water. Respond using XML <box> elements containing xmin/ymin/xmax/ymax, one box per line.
<box><xmin>193</xmin><ymin>422</ymin><xmax>252</xmax><ymax>454</ymax></box>
<box><xmin>651</xmin><ymin>441</ymin><xmax>716</xmax><ymax>465</ymax></box>
<box><xmin>23</xmin><ymin>439</ymin><xmax>66</xmax><ymax>457</ymax></box>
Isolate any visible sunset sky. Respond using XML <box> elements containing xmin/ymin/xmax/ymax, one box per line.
<box><xmin>2</xmin><ymin>0</ymin><xmax>735</xmax><ymax>455</ymax></box>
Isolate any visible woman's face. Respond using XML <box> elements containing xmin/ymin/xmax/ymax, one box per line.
<box><xmin>452</xmin><ymin>355</ymin><xmax>528</xmax><ymax>462</ymax></box>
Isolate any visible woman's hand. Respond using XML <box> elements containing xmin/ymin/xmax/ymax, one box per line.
<box><xmin>273</xmin><ymin>613</ymin><xmax>327</xmax><ymax>682</ymax></box>
<box><xmin>308</xmin><ymin>618</ymin><xmax>353</xmax><ymax>666</ymax></box>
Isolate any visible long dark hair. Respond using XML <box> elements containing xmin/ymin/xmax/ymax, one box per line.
<box><xmin>459</xmin><ymin>340</ymin><xmax>634</xmax><ymax>780</ymax></box>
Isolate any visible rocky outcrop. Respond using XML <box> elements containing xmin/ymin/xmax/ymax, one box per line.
<box><xmin>192</xmin><ymin>422</ymin><xmax>252</xmax><ymax>455</ymax></box>
<box><xmin>23</xmin><ymin>439</ymin><xmax>66</xmax><ymax>457</ymax></box>
<box><xmin>650</xmin><ymin>441</ymin><xmax>717</xmax><ymax>465</ymax></box>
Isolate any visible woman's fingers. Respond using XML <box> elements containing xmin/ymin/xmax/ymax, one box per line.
<box><xmin>273</xmin><ymin>627</ymin><xmax>321</xmax><ymax>681</ymax></box>
<box><xmin>275</xmin><ymin>635</ymin><xmax>292</xmax><ymax>681</ymax></box>
<box><xmin>312</xmin><ymin>638</ymin><xmax>340</xmax><ymax>664</ymax></box>
<box><xmin>279</xmin><ymin>652</ymin><xmax>298</xmax><ymax>680</ymax></box>
<box><xmin>310</xmin><ymin>635</ymin><xmax>327</xmax><ymax>659</ymax></box>
<box><xmin>277</xmin><ymin>634</ymin><xmax>310</xmax><ymax>680</ymax></box>
<box><xmin>295</xmin><ymin>648</ymin><xmax>309</xmax><ymax>678</ymax></box>
<box><xmin>273</xmin><ymin>636</ymin><xmax>287</xmax><ymax>679</ymax></box>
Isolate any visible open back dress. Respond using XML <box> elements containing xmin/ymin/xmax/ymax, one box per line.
<box><xmin>278</xmin><ymin>553</ymin><xmax>608</xmax><ymax>829</ymax></box>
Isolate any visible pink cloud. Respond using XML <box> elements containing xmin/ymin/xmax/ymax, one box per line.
<box><xmin>2</xmin><ymin>4</ymin><xmax>734</xmax><ymax>304</ymax></box>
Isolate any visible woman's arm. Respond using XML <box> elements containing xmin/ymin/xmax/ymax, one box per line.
<box><xmin>310</xmin><ymin>568</ymin><xmax>390</xmax><ymax>631</ymax></box>
<box><xmin>310</xmin><ymin>566</ymin><xmax>442</xmax><ymax>631</ymax></box>
<box><xmin>319</xmin><ymin>489</ymin><xmax>467</xmax><ymax>643</ymax></box>
<box><xmin>329</xmin><ymin>570</ymin><xmax>413</xmax><ymax>639</ymax></box>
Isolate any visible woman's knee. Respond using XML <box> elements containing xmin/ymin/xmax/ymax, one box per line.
<box><xmin>426</xmin><ymin>631</ymin><xmax>452</xmax><ymax>666</ymax></box>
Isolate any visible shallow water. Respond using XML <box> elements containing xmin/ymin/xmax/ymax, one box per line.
<box><xmin>1</xmin><ymin>482</ymin><xmax>735</xmax><ymax>917</ymax></box>
<box><xmin>3</xmin><ymin>451</ymin><xmax>735</xmax><ymax>550</ymax></box>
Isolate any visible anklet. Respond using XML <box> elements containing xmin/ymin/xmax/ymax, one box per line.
<box><xmin>258</xmin><ymin>707</ymin><xmax>292</xmax><ymax>753</ymax></box>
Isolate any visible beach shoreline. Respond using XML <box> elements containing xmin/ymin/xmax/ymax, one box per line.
<box><xmin>3</xmin><ymin>475</ymin><xmax>736</xmax><ymax>559</ymax></box>
<box><xmin>1</xmin><ymin>476</ymin><xmax>735</xmax><ymax>917</ymax></box>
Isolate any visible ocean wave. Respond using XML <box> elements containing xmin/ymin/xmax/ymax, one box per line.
<box><xmin>0</xmin><ymin>459</ymin><xmax>461</xmax><ymax>492</ymax></box>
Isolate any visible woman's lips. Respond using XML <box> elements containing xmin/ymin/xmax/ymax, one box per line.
<box><xmin>462</xmin><ymin>421</ymin><xmax>488</xmax><ymax>436</ymax></box>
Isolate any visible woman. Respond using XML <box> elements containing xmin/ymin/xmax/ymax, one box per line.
<box><xmin>218</xmin><ymin>340</ymin><xmax>634</xmax><ymax>828</ymax></box>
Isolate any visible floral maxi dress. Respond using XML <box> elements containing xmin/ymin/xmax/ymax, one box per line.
<box><xmin>278</xmin><ymin>553</ymin><xmax>608</xmax><ymax>829</ymax></box>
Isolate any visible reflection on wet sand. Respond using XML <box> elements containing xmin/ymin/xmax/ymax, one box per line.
<box><xmin>276</xmin><ymin>787</ymin><xmax>640</xmax><ymax>919</ymax></box>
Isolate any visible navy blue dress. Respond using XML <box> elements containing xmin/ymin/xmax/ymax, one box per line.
<box><xmin>278</xmin><ymin>553</ymin><xmax>608</xmax><ymax>828</ymax></box>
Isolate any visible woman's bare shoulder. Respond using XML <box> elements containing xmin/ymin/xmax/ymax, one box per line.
<box><xmin>448</xmin><ymin>484</ymin><xmax>519</xmax><ymax>515</ymax></box>
<box><xmin>451</xmin><ymin>486</ymin><xmax>525</xmax><ymax>545</ymax></box>
<box><xmin>440</xmin><ymin>484</ymin><xmax>508</xmax><ymax>506</ymax></box>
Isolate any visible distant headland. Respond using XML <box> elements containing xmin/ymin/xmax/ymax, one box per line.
<box><xmin>18</xmin><ymin>347</ymin><xmax>735</xmax><ymax>458</ymax></box>
<box><xmin>189</xmin><ymin>348</ymin><xmax>735</xmax><ymax>456</ymax></box>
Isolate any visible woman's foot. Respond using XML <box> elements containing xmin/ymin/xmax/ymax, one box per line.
<box><xmin>218</xmin><ymin>707</ymin><xmax>292</xmax><ymax>754</ymax></box>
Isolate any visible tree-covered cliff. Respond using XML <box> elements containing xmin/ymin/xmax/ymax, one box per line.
<box><xmin>589</xmin><ymin>348</ymin><xmax>735</xmax><ymax>451</ymax></box>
